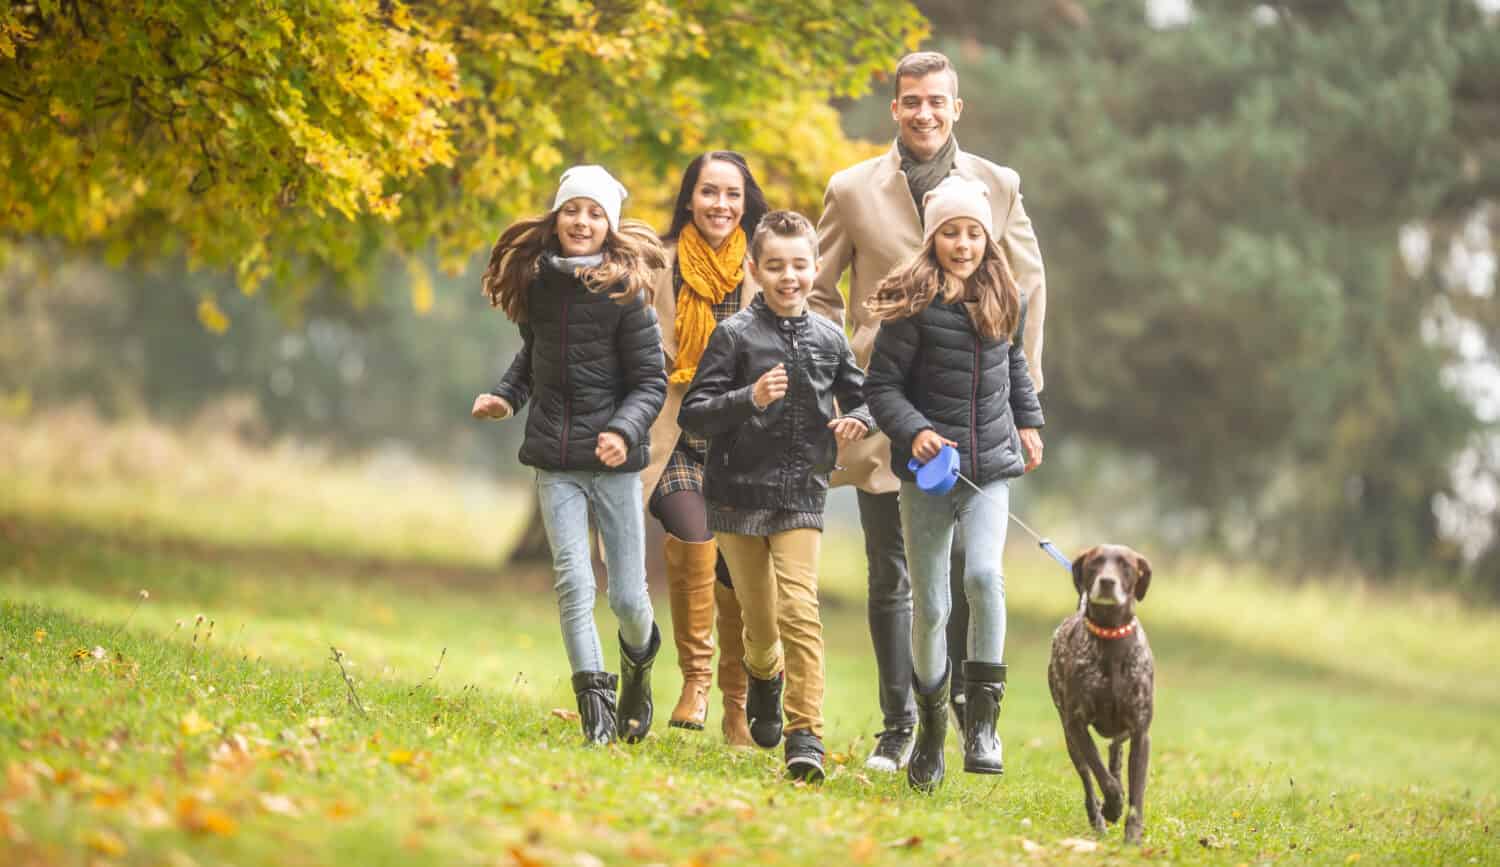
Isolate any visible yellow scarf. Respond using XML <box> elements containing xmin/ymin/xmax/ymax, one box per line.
<box><xmin>670</xmin><ymin>223</ymin><xmax>746</xmax><ymax>384</ymax></box>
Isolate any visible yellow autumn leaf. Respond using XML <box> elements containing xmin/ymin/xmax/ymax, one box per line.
<box><xmin>85</xmin><ymin>828</ymin><xmax>128</xmax><ymax>856</ymax></box>
<box><xmin>387</xmin><ymin>749</ymin><xmax>415</xmax><ymax>765</ymax></box>
<box><xmin>531</xmin><ymin>143</ymin><xmax>562</xmax><ymax>172</ymax></box>
<box><xmin>196</xmin><ymin>298</ymin><xmax>230</xmax><ymax>335</ymax></box>
<box><xmin>180</xmin><ymin>710</ymin><xmax>214</xmax><ymax>736</ymax></box>
<box><xmin>33</xmin><ymin>628</ymin><xmax>46</xmax><ymax>642</ymax></box>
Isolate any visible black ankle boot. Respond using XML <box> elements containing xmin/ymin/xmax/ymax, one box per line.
<box><xmin>571</xmin><ymin>671</ymin><xmax>619</xmax><ymax>746</ymax></box>
<box><xmin>744</xmin><ymin>663</ymin><xmax>784</xmax><ymax>749</ymax></box>
<box><xmin>962</xmin><ymin>660</ymin><xmax>1006</xmax><ymax>774</ymax></box>
<box><xmin>907</xmin><ymin>666</ymin><xmax>949</xmax><ymax>793</ymax></box>
<box><xmin>617</xmin><ymin>624</ymin><xmax>660</xmax><ymax>744</ymax></box>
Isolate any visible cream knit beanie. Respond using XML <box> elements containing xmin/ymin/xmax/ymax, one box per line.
<box><xmin>921</xmin><ymin>175</ymin><xmax>993</xmax><ymax>248</ymax></box>
<box><xmin>553</xmin><ymin>165</ymin><xmax>628</xmax><ymax>232</ymax></box>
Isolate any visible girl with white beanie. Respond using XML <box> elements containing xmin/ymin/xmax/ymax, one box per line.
<box><xmin>863</xmin><ymin>175</ymin><xmax>1046</xmax><ymax>792</ymax></box>
<box><xmin>470</xmin><ymin>165</ymin><xmax>669</xmax><ymax>747</ymax></box>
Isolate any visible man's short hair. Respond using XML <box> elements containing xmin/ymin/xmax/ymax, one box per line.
<box><xmin>894</xmin><ymin>51</ymin><xmax>958</xmax><ymax>99</ymax></box>
<box><xmin>750</xmin><ymin>210</ymin><xmax>818</xmax><ymax>261</ymax></box>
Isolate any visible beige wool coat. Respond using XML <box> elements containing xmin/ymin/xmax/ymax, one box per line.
<box><xmin>810</xmin><ymin>141</ymin><xmax>1048</xmax><ymax>495</ymax></box>
<box><xmin>639</xmin><ymin>242</ymin><xmax>760</xmax><ymax>501</ymax></box>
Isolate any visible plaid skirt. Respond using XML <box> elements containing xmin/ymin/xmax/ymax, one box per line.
<box><xmin>650</xmin><ymin>431</ymin><xmax>708</xmax><ymax>512</ymax></box>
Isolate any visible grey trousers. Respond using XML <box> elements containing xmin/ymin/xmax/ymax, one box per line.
<box><xmin>857</xmin><ymin>489</ymin><xmax>969</xmax><ymax>729</ymax></box>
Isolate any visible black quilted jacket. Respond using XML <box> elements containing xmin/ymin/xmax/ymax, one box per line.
<box><xmin>490</xmin><ymin>257</ymin><xmax>667</xmax><ymax>472</ymax></box>
<box><xmin>678</xmin><ymin>295</ymin><xmax>875</xmax><ymax>513</ymax></box>
<box><xmin>866</xmin><ymin>297</ymin><xmax>1043</xmax><ymax>486</ymax></box>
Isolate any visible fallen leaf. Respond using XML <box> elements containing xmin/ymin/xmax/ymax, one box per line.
<box><xmin>850</xmin><ymin>836</ymin><xmax>879</xmax><ymax>861</ymax></box>
<box><xmin>33</xmin><ymin>629</ymin><xmax>46</xmax><ymax>643</ymax></box>
<box><xmin>326</xmin><ymin>800</ymin><xmax>358</xmax><ymax>820</ymax></box>
<box><xmin>1021</xmin><ymin>838</ymin><xmax>1045</xmax><ymax>854</ymax></box>
<box><xmin>886</xmin><ymin>835</ymin><xmax>923</xmax><ymax>848</ymax></box>
<box><xmin>549</xmin><ymin>708</ymin><xmax>580</xmax><ymax>723</ymax></box>
<box><xmin>1060</xmin><ymin>837</ymin><xmax>1101</xmax><ymax>853</ymax></box>
<box><xmin>131</xmin><ymin>802</ymin><xmax>173</xmax><ymax>830</ymax></box>
<box><xmin>259</xmin><ymin>793</ymin><xmax>300</xmax><ymax>816</ymax></box>
<box><xmin>180</xmin><ymin>710</ymin><xmax>214</xmax><ymax>737</ymax></box>
<box><xmin>178</xmin><ymin>797</ymin><xmax>237</xmax><ymax>836</ymax></box>
<box><xmin>388</xmin><ymin>749</ymin><xmax>415</xmax><ymax>765</ymax></box>
<box><xmin>92</xmin><ymin>788</ymin><xmax>131</xmax><ymax>809</ymax></box>
<box><xmin>86</xmin><ymin>828</ymin><xmax>128</xmax><ymax>856</ymax></box>
<box><xmin>1347</xmin><ymin>855</ymin><xmax>1362</xmax><ymax>864</ymax></box>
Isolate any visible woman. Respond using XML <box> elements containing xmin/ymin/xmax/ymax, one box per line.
<box><xmin>641</xmin><ymin>151</ymin><xmax>768</xmax><ymax>745</ymax></box>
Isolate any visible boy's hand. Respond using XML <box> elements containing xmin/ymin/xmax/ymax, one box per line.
<box><xmin>472</xmin><ymin>394</ymin><xmax>512</xmax><ymax>420</ymax></box>
<box><xmin>596</xmin><ymin>431</ymin><xmax>628</xmax><ymax>467</ymax></box>
<box><xmin>911</xmin><ymin>429</ymin><xmax>957</xmax><ymax>463</ymax></box>
<box><xmin>751</xmin><ymin>364</ymin><xmax>788</xmax><ymax>410</ymax></box>
<box><xmin>828</xmin><ymin>416</ymin><xmax>868</xmax><ymax>444</ymax></box>
<box><xmin>1019</xmin><ymin>428</ymin><xmax>1043</xmax><ymax>472</ymax></box>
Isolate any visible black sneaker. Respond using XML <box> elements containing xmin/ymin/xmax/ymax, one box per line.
<box><xmin>784</xmin><ymin>730</ymin><xmax>826</xmax><ymax>782</ymax></box>
<box><xmin>863</xmin><ymin>726</ymin><xmax>914</xmax><ymax>773</ymax></box>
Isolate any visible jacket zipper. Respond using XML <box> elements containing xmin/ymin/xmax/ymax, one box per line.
<box><xmin>970</xmin><ymin>331</ymin><xmax>981</xmax><ymax>480</ymax></box>
<box><xmin>559</xmin><ymin>297</ymin><xmax>570</xmax><ymax>469</ymax></box>
<box><xmin>789</xmin><ymin>326</ymin><xmax>800</xmax><ymax>495</ymax></box>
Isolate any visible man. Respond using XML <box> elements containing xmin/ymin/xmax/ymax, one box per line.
<box><xmin>810</xmin><ymin>50</ymin><xmax>1047</xmax><ymax>772</ymax></box>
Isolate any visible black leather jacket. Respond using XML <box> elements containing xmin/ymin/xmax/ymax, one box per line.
<box><xmin>866</xmin><ymin>298</ymin><xmax>1043</xmax><ymax>486</ymax></box>
<box><xmin>678</xmin><ymin>295</ymin><xmax>875</xmax><ymax>513</ymax></box>
<box><xmin>491</xmin><ymin>257</ymin><xmax>667</xmax><ymax>472</ymax></box>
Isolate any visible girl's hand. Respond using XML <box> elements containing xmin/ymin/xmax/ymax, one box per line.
<box><xmin>911</xmin><ymin>429</ymin><xmax>957</xmax><ymax>463</ymax></box>
<box><xmin>751</xmin><ymin>364</ymin><xmax>788</xmax><ymax>410</ymax></box>
<box><xmin>596</xmin><ymin>431</ymin><xmax>628</xmax><ymax>467</ymax></box>
<box><xmin>472</xmin><ymin>394</ymin><xmax>513</xmax><ymax>420</ymax></box>
<box><xmin>1019</xmin><ymin>428</ymin><xmax>1043</xmax><ymax>472</ymax></box>
<box><xmin>828</xmin><ymin>416</ymin><xmax>868</xmax><ymax>444</ymax></box>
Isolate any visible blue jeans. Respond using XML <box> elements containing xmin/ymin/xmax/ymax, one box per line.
<box><xmin>535</xmin><ymin>469</ymin><xmax>655</xmax><ymax>674</ymax></box>
<box><xmin>899</xmin><ymin>479</ymin><xmax>1010</xmax><ymax>690</ymax></box>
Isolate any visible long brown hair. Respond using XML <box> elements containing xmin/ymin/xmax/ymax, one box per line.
<box><xmin>480</xmin><ymin>213</ymin><xmax>666</xmax><ymax>322</ymax></box>
<box><xmin>865</xmin><ymin>234</ymin><xmax>1021</xmax><ymax>341</ymax></box>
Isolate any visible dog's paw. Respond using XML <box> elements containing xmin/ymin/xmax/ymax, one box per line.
<box><xmin>1085</xmin><ymin>798</ymin><xmax>1106</xmax><ymax>834</ymax></box>
<box><xmin>1101</xmin><ymin>787</ymin><xmax>1124</xmax><ymax>823</ymax></box>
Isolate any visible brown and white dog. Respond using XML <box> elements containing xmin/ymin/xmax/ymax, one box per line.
<box><xmin>1047</xmin><ymin>544</ymin><xmax>1154</xmax><ymax>844</ymax></box>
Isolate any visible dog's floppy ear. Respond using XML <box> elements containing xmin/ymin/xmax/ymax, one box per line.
<box><xmin>1133</xmin><ymin>552</ymin><xmax>1153</xmax><ymax>601</ymax></box>
<box><xmin>1071</xmin><ymin>547</ymin><xmax>1095</xmax><ymax>597</ymax></box>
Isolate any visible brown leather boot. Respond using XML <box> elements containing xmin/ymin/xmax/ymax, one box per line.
<box><xmin>665</xmin><ymin>535</ymin><xmax>716</xmax><ymax>730</ymax></box>
<box><xmin>715</xmin><ymin>580</ymin><xmax>754</xmax><ymax>747</ymax></box>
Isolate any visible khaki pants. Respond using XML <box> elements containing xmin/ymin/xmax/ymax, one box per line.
<box><xmin>714</xmin><ymin>528</ymin><xmax>825</xmax><ymax>737</ymax></box>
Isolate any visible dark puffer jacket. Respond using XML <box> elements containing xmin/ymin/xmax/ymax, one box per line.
<box><xmin>865</xmin><ymin>298</ymin><xmax>1043</xmax><ymax>486</ymax></box>
<box><xmin>678</xmin><ymin>295</ymin><xmax>875</xmax><ymax>513</ymax></box>
<box><xmin>491</xmin><ymin>257</ymin><xmax>667</xmax><ymax>472</ymax></box>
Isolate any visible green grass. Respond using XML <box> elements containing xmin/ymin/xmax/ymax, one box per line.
<box><xmin>2</xmin><ymin>507</ymin><xmax>1496</xmax><ymax>866</ymax></box>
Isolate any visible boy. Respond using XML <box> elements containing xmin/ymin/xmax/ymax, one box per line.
<box><xmin>678</xmin><ymin>210</ymin><xmax>875</xmax><ymax>781</ymax></box>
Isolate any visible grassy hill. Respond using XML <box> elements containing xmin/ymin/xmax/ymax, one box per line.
<box><xmin>1</xmin><ymin>416</ymin><xmax>1495</xmax><ymax>864</ymax></box>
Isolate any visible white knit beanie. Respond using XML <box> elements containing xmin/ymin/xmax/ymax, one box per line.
<box><xmin>921</xmin><ymin>175</ymin><xmax>993</xmax><ymax>248</ymax></box>
<box><xmin>552</xmin><ymin>165</ymin><xmax>628</xmax><ymax>232</ymax></box>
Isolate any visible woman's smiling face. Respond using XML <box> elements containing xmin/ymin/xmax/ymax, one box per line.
<box><xmin>689</xmin><ymin>159</ymin><xmax>745</xmax><ymax>249</ymax></box>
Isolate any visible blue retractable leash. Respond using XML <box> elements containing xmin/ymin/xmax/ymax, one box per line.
<box><xmin>908</xmin><ymin>444</ymin><xmax>1073</xmax><ymax>575</ymax></box>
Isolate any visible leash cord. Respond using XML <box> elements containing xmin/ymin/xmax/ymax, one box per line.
<box><xmin>953</xmin><ymin>471</ymin><xmax>1073</xmax><ymax>574</ymax></box>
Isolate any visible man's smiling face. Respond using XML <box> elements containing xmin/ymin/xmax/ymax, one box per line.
<box><xmin>891</xmin><ymin>70</ymin><xmax>962</xmax><ymax>161</ymax></box>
